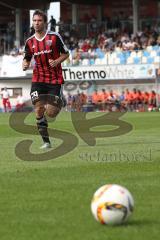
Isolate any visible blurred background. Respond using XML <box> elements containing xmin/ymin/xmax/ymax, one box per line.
<box><xmin>0</xmin><ymin>0</ymin><xmax>160</xmax><ymax>113</ymax></box>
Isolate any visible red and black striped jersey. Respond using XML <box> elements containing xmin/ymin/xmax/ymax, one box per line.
<box><xmin>24</xmin><ymin>31</ymin><xmax>69</xmax><ymax>84</ymax></box>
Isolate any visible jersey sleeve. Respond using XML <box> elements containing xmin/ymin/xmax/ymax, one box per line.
<box><xmin>56</xmin><ymin>33</ymin><xmax>69</xmax><ymax>54</ymax></box>
<box><xmin>23</xmin><ymin>40</ymin><xmax>32</xmax><ymax>61</ymax></box>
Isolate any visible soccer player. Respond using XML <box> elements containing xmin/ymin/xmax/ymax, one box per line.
<box><xmin>22</xmin><ymin>9</ymin><xmax>69</xmax><ymax>149</ymax></box>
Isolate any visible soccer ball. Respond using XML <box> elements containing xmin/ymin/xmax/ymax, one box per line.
<box><xmin>91</xmin><ymin>184</ymin><xmax>134</xmax><ymax>225</ymax></box>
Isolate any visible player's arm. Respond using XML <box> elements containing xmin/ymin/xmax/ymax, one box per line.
<box><xmin>22</xmin><ymin>42</ymin><xmax>32</xmax><ymax>71</ymax></box>
<box><xmin>49</xmin><ymin>53</ymin><xmax>69</xmax><ymax>67</ymax></box>
<box><xmin>22</xmin><ymin>59</ymin><xmax>30</xmax><ymax>71</ymax></box>
<box><xmin>49</xmin><ymin>34</ymin><xmax>69</xmax><ymax>68</ymax></box>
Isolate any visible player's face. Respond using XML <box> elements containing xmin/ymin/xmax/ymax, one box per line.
<box><xmin>32</xmin><ymin>15</ymin><xmax>45</xmax><ymax>32</ymax></box>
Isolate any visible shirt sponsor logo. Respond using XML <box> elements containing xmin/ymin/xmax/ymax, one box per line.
<box><xmin>46</xmin><ymin>40</ymin><xmax>52</xmax><ymax>46</ymax></box>
<box><xmin>33</xmin><ymin>49</ymin><xmax>52</xmax><ymax>56</ymax></box>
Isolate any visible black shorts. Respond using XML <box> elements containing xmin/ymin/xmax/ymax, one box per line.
<box><xmin>30</xmin><ymin>82</ymin><xmax>62</xmax><ymax>106</ymax></box>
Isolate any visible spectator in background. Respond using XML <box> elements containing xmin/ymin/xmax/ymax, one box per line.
<box><xmin>143</xmin><ymin>91</ymin><xmax>150</xmax><ymax>109</ymax></box>
<box><xmin>79</xmin><ymin>92</ymin><xmax>87</xmax><ymax>111</ymax></box>
<box><xmin>137</xmin><ymin>89</ymin><xmax>144</xmax><ymax>111</ymax></box>
<box><xmin>118</xmin><ymin>91</ymin><xmax>127</xmax><ymax>111</ymax></box>
<box><xmin>15</xmin><ymin>93</ymin><xmax>25</xmax><ymax>111</ymax></box>
<box><xmin>107</xmin><ymin>90</ymin><xmax>117</xmax><ymax>111</ymax></box>
<box><xmin>48</xmin><ymin>15</ymin><xmax>56</xmax><ymax>31</ymax></box>
<box><xmin>92</xmin><ymin>90</ymin><xmax>102</xmax><ymax>111</ymax></box>
<box><xmin>132</xmin><ymin>88</ymin><xmax>139</xmax><ymax>110</ymax></box>
<box><xmin>7</xmin><ymin>21</ymin><xmax>15</xmax><ymax>48</ymax></box>
<box><xmin>0</xmin><ymin>87</ymin><xmax>12</xmax><ymax>112</ymax></box>
<box><xmin>124</xmin><ymin>89</ymin><xmax>133</xmax><ymax>111</ymax></box>
<box><xmin>66</xmin><ymin>93</ymin><xmax>72</xmax><ymax>111</ymax></box>
<box><xmin>29</xmin><ymin>25</ymin><xmax>35</xmax><ymax>36</ymax></box>
<box><xmin>149</xmin><ymin>90</ymin><xmax>157</xmax><ymax>109</ymax></box>
<box><xmin>10</xmin><ymin>45</ymin><xmax>19</xmax><ymax>55</ymax></box>
<box><xmin>100</xmin><ymin>88</ymin><xmax>108</xmax><ymax>111</ymax></box>
<box><xmin>0</xmin><ymin>39</ymin><xmax>5</xmax><ymax>55</ymax></box>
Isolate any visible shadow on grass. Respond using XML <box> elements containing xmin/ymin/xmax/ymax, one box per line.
<box><xmin>99</xmin><ymin>219</ymin><xmax>160</xmax><ymax>228</ymax></box>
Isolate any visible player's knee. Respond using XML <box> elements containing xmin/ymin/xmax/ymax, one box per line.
<box><xmin>35</xmin><ymin>106</ymin><xmax>45</xmax><ymax>117</ymax></box>
<box><xmin>46</xmin><ymin>106</ymin><xmax>60</xmax><ymax>118</ymax></box>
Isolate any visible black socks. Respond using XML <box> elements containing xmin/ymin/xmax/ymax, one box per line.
<box><xmin>36</xmin><ymin>116</ymin><xmax>50</xmax><ymax>143</ymax></box>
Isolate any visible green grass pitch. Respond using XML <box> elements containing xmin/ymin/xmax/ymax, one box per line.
<box><xmin>0</xmin><ymin>111</ymin><xmax>160</xmax><ymax>240</ymax></box>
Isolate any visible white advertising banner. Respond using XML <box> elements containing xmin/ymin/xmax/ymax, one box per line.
<box><xmin>0</xmin><ymin>55</ymin><xmax>26</xmax><ymax>77</ymax></box>
<box><xmin>0</xmin><ymin>56</ymin><xmax>156</xmax><ymax>80</ymax></box>
<box><xmin>62</xmin><ymin>64</ymin><xmax>156</xmax><ymax>81</ymax></box>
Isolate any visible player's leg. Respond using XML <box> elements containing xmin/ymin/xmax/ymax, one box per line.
<box><xmin>3</xmin><ymin>99</ymin><xmax>7</xmax><ymax>112</ymax></box>
<box><xmin>45</xmin><ymin>104</ymin><xmax>61</xmax><ymax>118</ymax></box>
<box><xmin>34</xmin><ymin>101</ymin><xmax>51</xmax><ymax>147</ymax></box>
<box><xmin>45</xmin><ymin>84</ymin><xmax>63</xmax><ymax>118</ymax></box>
<box><xmin>30</xmin><ymin>83</ymin><xmax>51</xmax><ymax>149</ymax></box>
<box><xmin>7</xmin><ymin>99</ymin><xmax>11</xmax><ymax>111</ymax></box>
<box><xmin>43</xmin><ymin>86</ymin><xmax>63</xmax><ymax>147</ymax></box>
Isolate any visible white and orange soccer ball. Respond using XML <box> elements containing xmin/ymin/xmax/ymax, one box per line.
<box><xmin>91</xmin><ymin>184</ymin><xmax>134</xmax><ymax>225</ymax></box>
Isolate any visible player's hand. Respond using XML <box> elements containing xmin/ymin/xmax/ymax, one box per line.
<box><xmin>22</xmin><ymin>60</ymin><xmax>30</xmax><ymax>71</ymax></box>
<box><xmin>49</xmin><ymin>59</ymin><xmax>60</xmax><ymax>68</ymax></box>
